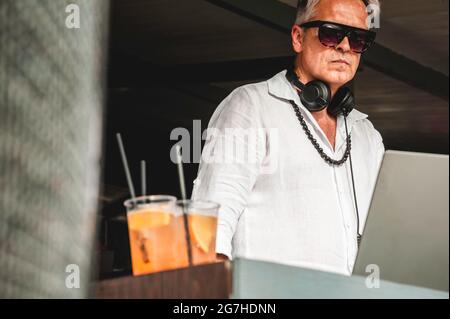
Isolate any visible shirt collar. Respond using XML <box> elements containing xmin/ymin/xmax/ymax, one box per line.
<box><xmin>267</xmin><ymin>69</ymin><xmax>369</xmax><ymax>124</ymax></box>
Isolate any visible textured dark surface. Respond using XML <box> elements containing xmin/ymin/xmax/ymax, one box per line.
<box><xmin>0</xmin><ymin>0</ymin><xmax>109</xmax><ymax>298</ymax></box>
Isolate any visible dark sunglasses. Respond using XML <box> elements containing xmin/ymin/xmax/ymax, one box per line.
<box><xmin>299</xmin><ymin>20</ymin><xmax>376</xmax><ymax>53</ymax></box>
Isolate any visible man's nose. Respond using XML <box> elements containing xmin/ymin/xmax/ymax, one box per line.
<box><xmin>336</xmin><ymin>36</ymin><xmax>351</xmax><ymax>53</ymax></box>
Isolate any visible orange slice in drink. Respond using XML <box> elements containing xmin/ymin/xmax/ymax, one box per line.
<box><xmin>190</xmin><ymin>214</ymin><xmax>217</xmax><ymax>253</ymax></box>
<box><xmin>128</xmin><ymin>210</ymin><xmax>171</xmax><ymax>230</ymax></box>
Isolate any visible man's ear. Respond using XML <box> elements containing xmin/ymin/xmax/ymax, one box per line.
<box><xmin>291</xmin><ymin>25</ymin><xmax>304</xmax><ymax>54</ymax></box>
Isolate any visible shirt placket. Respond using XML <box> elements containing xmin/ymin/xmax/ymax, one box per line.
<box><xmin>337</xmin><ymin>116</ymin><xmax>359</xmax><ymax>271</ymax></box>
<box><xmin>292</xmin><ymin>93</ymin><xmax>358</xmax><ymax>272</ymax></box>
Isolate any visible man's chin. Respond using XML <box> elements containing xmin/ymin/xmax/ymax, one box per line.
<box><xmin>318</xmin><ymin>79</ymin><xmax>350</xmax><ymax>89</ymax></box>
<box><xmin>319</xmin><ymin>73</ymin><xmax>354</xmax><ymax>87</ymax></box>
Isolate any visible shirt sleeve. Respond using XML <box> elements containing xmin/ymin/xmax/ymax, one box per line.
<box><xmin>191</xmin><ymin>86</ymin><xmax>266</xmax><ymax>259</ymax></box>
<box><xmin>372</xmin><ymin>124</ymin><xmax>385</xmax><ymax>174</ymax></box>
<box><xmin>365</xmin><ymin>120</ymin><xmax>385</xmax><ymax>203</ymax></box>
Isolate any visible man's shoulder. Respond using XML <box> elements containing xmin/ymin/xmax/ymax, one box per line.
<box><xmin>215</xmin><ymin>78</ymin><xmax>274</xmax><ymax>116</ymax></box>
<box><xmin>207</xmin><ymin>80</ymin><xmax>271</xmax><ymax>128</ymax></box>
<box><xmin>225</xmin><ymin>70</ymin><xmax>288</xmax><ymax>102</ymax></box>
<box><xmin>354</xmin><ymin>115</ymin><xmax>384</xmax><ymax>146</ymax></box>
<box><xmin>227</xmin><ymin>80</ymin><xmax>270</xmax><ymax>101</ymax></box>
<box><xmin>357</xmin><ymin>116</ymin><xmax>378</xmax><ymax>132</ymax></box>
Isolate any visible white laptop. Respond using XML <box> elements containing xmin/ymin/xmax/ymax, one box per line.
<box><xmin>353</xmin><ymin>150</ymin><xmax>449</xmax><ymax>292</ymax></box>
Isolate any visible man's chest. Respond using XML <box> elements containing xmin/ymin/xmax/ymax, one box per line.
<box><xmin>312</xmin><ymin>115</ymin><xmax>338</xmax><ymax>149</ymax></box>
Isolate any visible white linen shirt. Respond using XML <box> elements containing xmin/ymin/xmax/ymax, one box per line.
<box><xmin>191</xmin><ymin>70</ymin><xmax>384</xmax><ymax>276</ymax></box>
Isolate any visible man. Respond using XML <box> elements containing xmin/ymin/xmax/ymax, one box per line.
<box><xmin>192</xmin><ymin>0</ymin><xmax>384</xmax><ymax>276</ymax></box>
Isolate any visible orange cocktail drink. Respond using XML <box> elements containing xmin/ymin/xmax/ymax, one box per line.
<box><xmin>175</xmin><ymin>200</ymin><xmax>220</xmax><ymax>265</ymax></box>
<box><xmin>124</xmin><ymin>195</ymin><xmax>188</xmax><ymax>275</ymax></box>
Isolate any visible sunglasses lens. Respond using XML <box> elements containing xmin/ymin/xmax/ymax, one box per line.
<box><xmin>316</xmin><ymin>23</ymin><xmax>375</xmax><ymax>53</ymax></box>
<box><xmin>318</xmin><ymin>26</ymin><xmax>343</xmax><ymax>48</ymax></box>
<box><xmin>349</xmin><ymin>31</ymin><xmax>373</xmax><ymax>53</ymax></box>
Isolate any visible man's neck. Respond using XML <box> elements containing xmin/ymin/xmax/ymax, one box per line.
<box><xmin>311</xmin><ymin>108</ymin><xmax>337</xmax><ymax>125</ymax></box>
<box><xmin>294</xmin><ymin>64</ymin><xmax>339</xmax><ymax>148</ymax></box>
<box><xmin>311</xmin><ymin>108</ymin><xmax>338</xmax><ymax>150</ymax></box>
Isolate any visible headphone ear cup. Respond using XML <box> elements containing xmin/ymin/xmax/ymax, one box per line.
<box><xmin>300</xmin><ymin>80</ymin><xmax>330</xmax><ymax>112</ymax></box>
<box><xmin>328</xmin><ymin>86</ymin><xmax>355</xmax><ymax>117</ymax></box>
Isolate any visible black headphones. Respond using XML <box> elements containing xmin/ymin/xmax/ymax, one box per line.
<box><xmin>285</xmin><ymin>69</ymin><xmax>355</xmax><ymax>117</ymax></box>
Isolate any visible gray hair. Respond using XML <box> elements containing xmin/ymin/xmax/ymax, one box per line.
<box><xmin>295</xmin><ymin>0</ymin><xmax>381</xmax><ymax>26</ymax></box>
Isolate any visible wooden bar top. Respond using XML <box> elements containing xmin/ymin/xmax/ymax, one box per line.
<box><xmin>93</xmin><ymin>261</ymin><xmax>232</xmax><ymax>299</ymax></box>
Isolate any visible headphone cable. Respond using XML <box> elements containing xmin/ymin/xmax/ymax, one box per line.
<box><xmin>344</xmin><ymin>115</ymin><xmax>362</xmax><ymax>246</ymax></box>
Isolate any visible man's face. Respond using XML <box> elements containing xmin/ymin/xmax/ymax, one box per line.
<box><xmin>292</xmin><ymin>0</ymin><xmax>369</xmax><ymax>88</ymax></box>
